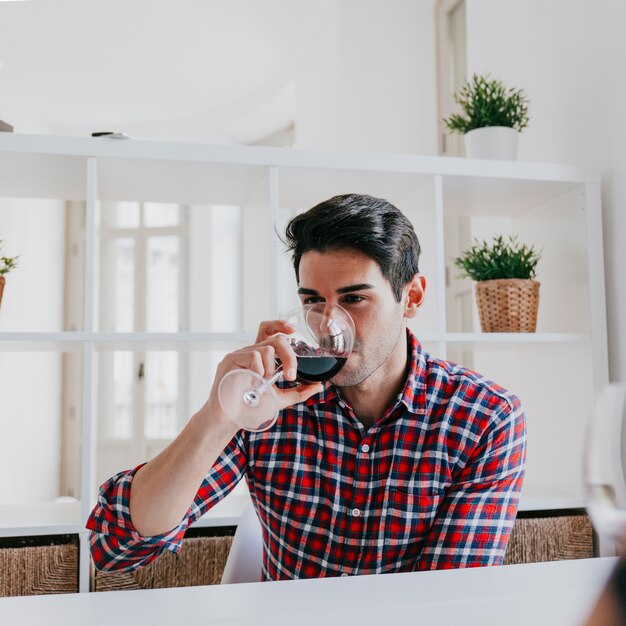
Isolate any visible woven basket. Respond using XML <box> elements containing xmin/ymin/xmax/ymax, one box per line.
<box><xmin>475</xmin><ymin>279</ymin><xmax>540</xmax><ymax>332</ymax></box>
<box><xmin>504</xmin><ymin>513</ymin><xmax>594</xmax><ymax>565</ymax></box>
<box><xmin>94</xmin><ymin>535</ymin><xmax>233</xmax><ymax>591</ymax></box>
<box><xmin>0</xmin><ymin>543</ymin><xmax>78</xmax><ymax>597</ymax></box>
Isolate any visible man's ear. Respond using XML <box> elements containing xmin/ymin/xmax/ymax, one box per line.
<box><xmin>404</xmin><ymin>274</ymin><xmax>426</xmax><ymax>319</ymax></box>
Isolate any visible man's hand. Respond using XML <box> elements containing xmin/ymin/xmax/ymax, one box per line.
<box><xmin>129</xmin><ymin>319</ymin><xmax>322</xmax><ymax>537</ymax></box>
<box><xmin>206</xmin><ymin>320</ymin><xmax>323</xmax><ymax>422</ymax></box>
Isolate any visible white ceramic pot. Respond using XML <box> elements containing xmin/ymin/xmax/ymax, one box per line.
<box><xmin>464</xmin><ymin>126</ymin><xmax>519</xmax><ymax>160</ymax></box>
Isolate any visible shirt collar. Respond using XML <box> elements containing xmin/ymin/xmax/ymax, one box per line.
<box><xmin>398</xmin><ymin>328</ymin><xmax>428</xmax><ymax>415</ymax></box>
<box><xmin>305</xmin><ymin>328</ymin><xmax>428</xmax><ymax>415</ymax></box>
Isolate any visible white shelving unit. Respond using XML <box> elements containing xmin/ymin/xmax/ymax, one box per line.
<box><xmin>0</xmin><ymin>134</ymin><xmax>609</xmax><ymax>591</ymax></box>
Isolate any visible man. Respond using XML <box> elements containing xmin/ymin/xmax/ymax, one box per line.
<box><xmin>88</xmin><ymin>193</ymin><xmax>526</xmax><ymax>579</ymax></box>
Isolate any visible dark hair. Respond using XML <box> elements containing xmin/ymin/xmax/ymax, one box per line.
<box><xmin>284</xmin><ymin>194</ymin><xmax>421</xmax><ymax>302</ymax></box>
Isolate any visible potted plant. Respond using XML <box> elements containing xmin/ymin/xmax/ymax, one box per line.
<box><xmin>454</xmin><ymin>235</ymin><xmax>541</xmax><ymax>332</ymax></box>
<box><xmin>0</xmin><ymin>240</ymin><xmax>19</xmax><ymax>309</ymax></box>
<box><xmin>443</xmin><ymin>73</ymin><xmax>530</xmax><ymax>160</ymax></box>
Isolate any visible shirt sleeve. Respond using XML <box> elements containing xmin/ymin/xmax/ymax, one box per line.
<box><xmin>86</xmin><ymin>432</ymin><xmax>248</xmax><ymax>572</ymax></box>
<box><xmin>417</xmin><ymin>396</ymin><xmax>527</xmax><ymax>570</ymax></box>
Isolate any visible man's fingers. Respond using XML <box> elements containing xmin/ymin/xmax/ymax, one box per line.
<box><xmin>275</xmin><ymin>382</ymin><xmax>324</xmax><ymax>410</ymax></box>
<box><xmin>220</xmin><ymin>339</ymin><xmax>289</xmax><ymax>381</ymax></box>
<box><xmin>229</xmin><ymin>350</ymin><xmax>265</xmax><ymax>377</ymax></box>
<box><xmin>257</xmin><ymin>344</ymin><xmax>278</xmax><ymax>379</ymax></box>
<box><xmin>255</xmin><ymin>319</ymin><xmax>296</xmax><ymax>343</ymax></box>
<box><xmin>249</xmin><ymin>333</ymin><xmax>298</xmax><ymax>381</ymax></box>
<box><xmin>270</xmin><ymin>334</ymin><xmax>298</xmax><ymax>381</ymax></box>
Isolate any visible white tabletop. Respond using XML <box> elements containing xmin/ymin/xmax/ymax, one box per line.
<box><xmin>0</xmin><ymin>557</ymin><xmax>618</xmax><ymax>626</ymax></box>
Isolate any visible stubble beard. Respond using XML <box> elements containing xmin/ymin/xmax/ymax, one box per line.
<box><xmin>331</xmin><ymin>316</ymin><xmax>406</xmax><ymax>388</ymax></box>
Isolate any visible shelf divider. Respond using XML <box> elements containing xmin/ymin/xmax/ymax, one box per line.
<box><xmin>79</xmin><ymin>157</ymin><xmax>98</xmax><ymax>593</ymax></box>
<box><xmin>434</xmin><ymin>174</ymin><xmax>447</xmax><ymax>360</ymax></box>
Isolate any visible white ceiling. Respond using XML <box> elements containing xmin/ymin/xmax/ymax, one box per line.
<box><xmin>0</xmin><ymin>0</ymin><xmax>332</xmax><ymax>144</ymax></box>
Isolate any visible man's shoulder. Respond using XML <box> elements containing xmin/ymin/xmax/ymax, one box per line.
<box><xmin>421</xmin><ymin>351</ymin><xmax>522</xmax><ymax>422</ymax></box>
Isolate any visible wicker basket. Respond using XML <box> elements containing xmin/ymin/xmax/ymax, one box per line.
<box><xmin>504</xmin><ymin>513</ymin><xmax>594</xmax><ymax>565</ymax></box>
<box><xmin>475</xmin><ymin>279</ymin><xmax>540</xmax><ymax>332</ymax></box>
<box><xmin>94</xmin><ymin>535</ymin><xmax>233</xmax><ymax>591</ymax></box>
<box><xmin>0</xmin><ymin>543</ymin><xmax>79</xmax><ymax>597</ymax></box>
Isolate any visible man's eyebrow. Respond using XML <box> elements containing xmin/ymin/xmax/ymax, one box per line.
<box><xmin>336</xmin><ymin>283</ymin><xmax>374</xmax><ymax>294</ymax></box>
<box><xmin>297</xmin><ymin>283</ymin><xmax>374</xmax><ymax>296</ymax></box>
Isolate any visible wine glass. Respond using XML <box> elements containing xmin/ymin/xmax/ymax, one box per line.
<box><xmin>584</xmin><ymin>383</ymin><xmax>626</xmax><ymax>550</ymax></box>
<box><xmin>218</xmin><ymin>303</ymin><xmax>355</xmax><ymax>432</ymax></box>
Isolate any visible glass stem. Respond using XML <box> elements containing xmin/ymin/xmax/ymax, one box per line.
<box><xmin>260</xmin><ymin>366</ymin><xmax>284</xmax><ymax>392</ymax></box>
<box><xmin>242</xmin><ymin>366</ymin><xmax>284</xmax><ymax>408</ymax></box>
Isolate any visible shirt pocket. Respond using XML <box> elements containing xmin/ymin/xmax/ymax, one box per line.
<box><xmin>383</xmin><ymin>488</ymin><xmax>443</xmax><ymax>568</ymax></box>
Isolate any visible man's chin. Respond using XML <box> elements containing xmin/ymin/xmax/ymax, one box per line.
<box><xmin>330</xmin><ymin>367</ymin><xmax>366</xmax><ymax>388</ymax></box>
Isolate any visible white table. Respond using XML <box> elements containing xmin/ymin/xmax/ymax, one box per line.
<box><xmin>0</xmin><ymin>557</ymin><xmax>618</xmax><ymax>626</ymax></box>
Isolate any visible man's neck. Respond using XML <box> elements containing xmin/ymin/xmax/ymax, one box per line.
<box><xmin>339</xmin><ymin>329</ymin><xmax>410</xmax><ymax>430</ymax></box>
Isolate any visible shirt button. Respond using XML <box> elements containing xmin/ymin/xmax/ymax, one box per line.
<box><xmin>361</xmin><ymin>444</ymin><xmax>370</xmax><ymax>453</ymax></box>
<box><xmin>351</xmin><ymin>508</ymin><xmax>361</xmax><ymax>517</ymax></box>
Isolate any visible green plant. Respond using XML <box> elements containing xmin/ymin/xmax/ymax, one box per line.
<box><xmin>0</xmin><ymin>240</ymin><xmax>19</xmax><ymax>276</ymax></box>
<box><xmin>454</xmin><ymin>235</ymin><xmax>540</xmax><ymax>282</ymax></box>
<box><xmin>443</xmin><ymin>74</ymin><xmax>530</xmax><ymax>134</ymax></box>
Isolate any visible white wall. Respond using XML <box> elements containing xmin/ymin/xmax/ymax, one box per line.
<box><xmin>296</xmin><ymin>0</ymin><xmax>438</xmax><ymax>154</ymax></box>
<box><xmin>0</xmin><ymin>199</ymin><xmax>65</xmax><ymax>503</ymax></box>
<box><xmin>465</xmin><ymin>0</ymin><xmax>626</xmax><ymax>383</ymax></box>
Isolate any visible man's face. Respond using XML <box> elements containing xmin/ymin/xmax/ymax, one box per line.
<box><xmin>297</xmin><ymin>248</ymin><xmax>412</xmax><ymax>387</ymax></box>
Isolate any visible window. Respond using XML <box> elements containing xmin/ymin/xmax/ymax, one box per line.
<box><xmin>97</xmin><ymin>203</ymin><xmax>189</xmax><ymax>480</ymax></box>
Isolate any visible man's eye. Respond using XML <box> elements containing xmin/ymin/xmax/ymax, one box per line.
<box><xmin>303</xmin><ymin>297</ymin><xmax>324</xmax><ymax>304</ymax></box>
<box><xmin>341</xmin><ymin>295</ymin><xmax>364</xmax><ymax>304</ymax></box>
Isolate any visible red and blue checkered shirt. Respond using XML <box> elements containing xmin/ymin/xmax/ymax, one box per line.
<box><xmin>87</xmin><ymin>330</ymin><xmax>526</xmax><ymax>579</ymax></box>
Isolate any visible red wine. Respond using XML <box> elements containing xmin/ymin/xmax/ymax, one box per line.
<box><xmin>296</xmin><ymin>355</ymin><xmax>346</xmax><ymax>383</ymax></box>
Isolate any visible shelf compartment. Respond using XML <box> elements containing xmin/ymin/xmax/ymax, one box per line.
<box><xmin>442</xmin><ymin>176</ymin><xmax>583</xmax><ymax>217</ymax></box>
<box><xmin>443</xmin><ymin>332</ymin><xmax>590</xmax><ymax>351</ymax></box>
<box><xmin>0</xmin><ymin>502</ymin><xmax>82</xmax><ymax>538</ymax></box>
<box><xmin>447</xmin><ymin>341</ymin><xmax>594</xmax><ymax>508</ymax></box>
<box><xmin>97</xmin><ymin>157</ymin><xmax>268</xmax><ymax>206</ymax></box>
<box><xmin>443</xmin><ymin>185</ymin><xmax>591</xmax><ymax>335</ymax></box>
<box><xmin>276</xmin><ymin>166</ymin><xmax>432</xmax><ymax>211</ymax></box>
<box><xmin>0</xmin><ymin>151</ymin><xmax>86</xmax><ymax>201</ymax></box>
<box><xmin>518</xmin><ymin>483</ymin><xmax>585</xmax><ymax>512</ymax></box>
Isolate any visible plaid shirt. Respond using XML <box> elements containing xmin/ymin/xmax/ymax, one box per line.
<box><xmin>88</xmin><ymin>330</ymin><xmax>526</xmax><ymax>579</ymax></box>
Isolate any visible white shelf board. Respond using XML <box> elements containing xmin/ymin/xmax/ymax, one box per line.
<box><xmin>518</xmin><ymin>483</ymin><xmax>585</xmax><ymax>512</ymax></box>
<box><xmin>0</xmin><ymin>332</ymin><xmax>256</xmax><ymax>351</ymax></box>
<box><xmin>0</xmin><ymin>501</ymin><xmax>83</xmax><ymax>537</ymax></box>
<box><xmin>0</xmin><ymin>133</ymin><xmax>597</xmax><ymax>185</ymax></box>
<box><xmin>0</xmin><ymin>134</ymin><xmax>598</xmax><ymax>214</ymax></box>
<box><xmin>0</xmin><ymin>331</ymin><xmax>589</xmax><ymax>352</ymax></box>
<box><xmin>0</xmin><ymin>485</ymin><xmax>585</xmax><ymax>539</ymax></box>
<box><xmin>0</xmin><ymin>493</ymin><xmax>248</xmax><ymax>538</ymax></box>
<box><xmin>444</xmin><ymin>332</ymin><xmax>590</xmax><ymax>351</ymax></box>
<box><xmin>191</xmin><ymin>493</ymin><xmax>250</xmax><ymax>529</ymax></box>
